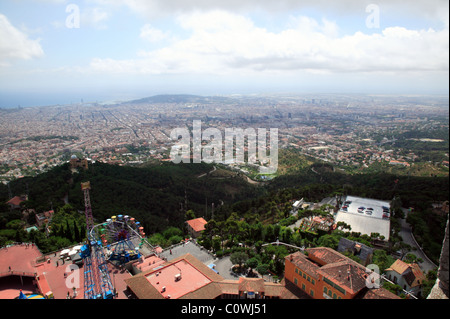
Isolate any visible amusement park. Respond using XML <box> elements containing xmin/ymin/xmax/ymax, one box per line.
<box><xmin>0</xmin><ymin>181</ymin><xmax>159</xmax><ymax>300</ymax></box>
<box><xmin>1</xmin><ymin>181</ymin><xmax>442</xmax><ymax>301</ymax></box>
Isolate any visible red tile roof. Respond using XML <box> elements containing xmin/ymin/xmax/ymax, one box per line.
<box><xmin>318</xmin><ymin>261</ymin><xmax>368</xmax><ymax>295</ymax></box>
<box><xmin>307</xmin><ymin>247</ymin><xmax>348</xmax><ymax>265</ymax></box>
<box><xmin>386</xmin><ymin>259</ymin><xmax>425</xmax><ymax>288</ymax></box>
<box><xmin>289</xmin><ymin>247</ymin><xmax>400</xmax><ymax>299</ymax></box>
<box><xmin>186</xmin><ymin>217</ymin><xmax>207</xmax><ymax>233</ymax></box>
<box><xmin>385</xmin><ymin>259</ymin><xmax>410</xmax><ymax>275</ymax></box>
<box><xmin>6</xmin><ymin>196</ymin><xmax>25</xmax><ymax>207</ymax></box>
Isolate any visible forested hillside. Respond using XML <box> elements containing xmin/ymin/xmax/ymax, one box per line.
<box><xmin>1</xmin><ymin>155</ymin><xmax>447</xmax><ymax>262</ymax></box>
<box><xmin>0</xmin><ymin>161</ymin><xmax>263</xmax><ymax>234</ymax></box>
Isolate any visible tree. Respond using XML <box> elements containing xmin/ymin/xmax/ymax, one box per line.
<box><xmin>185</xmin><ymin>209</ymin><xmax>196</xmax><ymax>220</ymax></box>
<box><xmin>256</xmin><ymin>264</ymin><xmax>269</xmax><ymax>278</ymax></box>
<box><xmin>373</xmin><ymin>249</ymin><xmax>395</xmax><ymax>273</ymax></box>
<box><xmin>168</xmin><ymin>235</ymin><xmax>183</xmax><ymax>245</ymax></box>
<box><xmin>336</xmin><ymin>221</ymin><xmax>351</xmax><ymax>231</ymax></box>
<box><xmin>230</xmin><ymin>251</ymin><xmax>249</xmax><ymax>270</ymax></box>
<box><xmin>246</xmin><ymin>257</ymin><xmax>259</xmax><ymax>271</ymax></box>
<box><xmin>317</xmin><ymin>234</ymin><xmax>340</xmax><ymax>250</ymax></box>
<box><xmin>212</xmin><ymin>237</ymin><xmax>221</xmax><ymax>252</ymax></box>
<box><xmin>281</xmin><ymin>227</ymin><xmax>293</xmax><ymax>244</ymax></box>
<box><xmin>263</xmin><ymin>225</ymin><xmax>275</xmax><ymax>242</ymax></box>
<box><xmin>225</xmin><ymin>218</ymin><xmax>239</xmax><ymax>247</ymax></box>
<box><xmin>148</xmin><ymin>233</ymin><xmax>166</xmax><ymax>247</ymax></box>
<box><xmin>72</xmin><ymin>220</ymin><xmax>80</xmax><ymax>243</ymax></box>
<box><xmin>163</xmin><ymin>227</ymin><xmax>183</xmax><ymax>240</ymax></box>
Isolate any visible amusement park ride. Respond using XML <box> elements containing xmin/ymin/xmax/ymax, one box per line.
<box><xmin>79</xmin><ymin>181</ymin><xmax>149</xmax><ymax>299</ymax></box>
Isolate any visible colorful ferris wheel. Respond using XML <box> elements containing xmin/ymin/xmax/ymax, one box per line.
<box><xmin>91</xmin><ymin>214</ymin><xmax>146</xmax><ymax>265</ymax></box>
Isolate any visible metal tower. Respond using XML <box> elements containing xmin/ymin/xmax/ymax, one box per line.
<box><xmin>80</xmin><ymin>182</ymin><xmax>114</xmax><ymax>299</ymax></box>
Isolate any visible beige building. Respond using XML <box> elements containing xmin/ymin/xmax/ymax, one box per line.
<box><xmin>186</xmin><ymin>217</ymin><xmax>207</xmax><ymax>238</ymax></box>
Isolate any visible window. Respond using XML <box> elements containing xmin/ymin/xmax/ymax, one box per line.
<box><xmin>324</xmin><ymin>287</ymin><xmax>328</xmax><ymax>294</ymax></box>
<box><xmin>323</xmin><ymin>277</ymin><xmax>346</xmax><ymax>295</ymax></box>
<box><xmin>303</xmin><ymin>273</ymin><xmax>306</xmax><ymax>279</ymax></box>
<box><xmin>311</xmin><ymin>279</ymin><xmax>315</xmax><ymax>285</ymax></box>
<box><xmin>310</xmin><ymin>290</ymin><xmax>314</xmax><ymax>297</ymax></box>
<box><xmin>295</xmin><ymin>268</ymin><xmax>298</xmax><ymax>274</ymax></box>
<box><xmin>302</xmin><ymin>284</ymin><xmax>306</xmax><ymax>291</ymax></box>
<box><xmin>333</xmin><ymin>293</ymin><xmax>337</xmax><ymax>299</ymax></box>
<box><xmin>294</xmin><ymin>278</ymin><xmax>298</xmax><ymax>285</ymax></box>
<box><xmin>307</xmin><ymin>276</ymin><xmax>311</xmax><ymax>282</ymax></box>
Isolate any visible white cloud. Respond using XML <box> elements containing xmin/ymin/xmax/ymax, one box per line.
<box><xmin>90</xmin><ymin>0</ymin><xmax>449</xmax><ymax>23</ymax></box>
<box><xmin>140</xmin><ymin>24</ymin><xmax>169</xmax><ymax>42</ymax></box>
<box><xmin>0</xmin><ymin>14</ymin><xmax>44</xmax><ymax>66</ymax></box>
<box><xmin>81</xmin><ymin>7</ymin><xmax>109</xmax><ymax>29</ymax></box>
<box><xmin>89</xmin><ymin>10</ymin><xmax>449</xmax><ymax>77</ymax></box>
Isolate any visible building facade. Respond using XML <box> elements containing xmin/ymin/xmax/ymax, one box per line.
<box><xmin>385</xmin><ymin>259</ymin><xmax>426</xmax><ymax>297</ymax></box>
<box><xmin>285</xmin><ymin>247</ymin><xmax>399</xmax><ymax>299</ymax></box>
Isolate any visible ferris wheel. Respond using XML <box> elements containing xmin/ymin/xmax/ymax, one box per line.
<box><xmin>90</xmin><ymin>214</ymin><xmax>147</xmax><ymax>265</ymax></box>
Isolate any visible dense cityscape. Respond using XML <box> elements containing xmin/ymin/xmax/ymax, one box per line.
<box><xmin>1</xmin><ymin>93</ymin><xmax>448</xmax><ymax>182</ymax></box>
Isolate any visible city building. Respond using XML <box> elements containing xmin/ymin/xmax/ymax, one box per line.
<box><xmin>1</xmin><ymin>242</ymin><xmax>402</xmax><ymax>300</ymax></box>
<box><xmin>124</xmin><ymin>253</ymin><xmax>307</xmax><ymax>299</ymax></box>
<box><xmin>69</xmin><ymin>155</ymin><xmax>89</xmax><ymax>170</ymax></box>
<box><xmin>186</xmin><ymin>217</ymin><xmax>207</xmax><ymax>239</ymax></box>
<box><xmin>35</xmin><ymin>210</ymin><xmax>54</xmax><ymax>228</ymax></box>
<box><xmin>385</xmin><ymin>259</ymin><xmax>426</xmax><ymax>297</ymax></box>
<box><xmin>284</xmin><ymin>247</ymin><xmax>400</xmax><ymax>299</ymax></box>
<box><xmin>6</xmin><ymin>195</ymin><xmax>27</xmax><ymax>210</ymax></box>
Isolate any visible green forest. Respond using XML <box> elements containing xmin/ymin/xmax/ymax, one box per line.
<box><xmin>0</xmin><ymin>152</ymin><xmax>448</xmax><ymax>269</ymax></box>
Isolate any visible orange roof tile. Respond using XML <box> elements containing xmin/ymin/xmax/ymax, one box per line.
<box><xmin>385</xmin><ymin>259</ymin><xmax>410</xmax><ymax>275</ymax></box>
<box><xmin>186</xmin><ymin>217</ymin><xmax>207</xmax><ymax>232</ymax></box>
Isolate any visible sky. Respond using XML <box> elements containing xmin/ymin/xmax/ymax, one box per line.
<box><xmin>0</xmin><ymin>0</ymin><xmax>448</xmax><ymax>107</ymax></box>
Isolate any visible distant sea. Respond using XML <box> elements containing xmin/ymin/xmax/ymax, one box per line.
<box><xmin>0</xmin><ymin>91</ymin><xmax>126</xmax><ymax>109</ymax></box>
<box><xmin>0</xmin><ymin>92</ymin><xmax>84</xmax><ymax>108</ymax></box>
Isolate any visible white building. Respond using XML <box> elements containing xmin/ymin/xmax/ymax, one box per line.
<box><xmin>385</xmin><ymin>259</ymin><xmax>426</xmax><ymax>297</ymax></box>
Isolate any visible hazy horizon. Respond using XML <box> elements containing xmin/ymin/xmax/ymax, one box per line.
<box><xmin>1</xmin><ymin>0</ymin><xmax>448</xmax><ymax>108</ymax></box>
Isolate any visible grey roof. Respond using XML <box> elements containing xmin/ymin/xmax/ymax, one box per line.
<box><xmin>337</xmin><ymin>237</ymin><xmax>373</xmax><ymax>263</ymax></box>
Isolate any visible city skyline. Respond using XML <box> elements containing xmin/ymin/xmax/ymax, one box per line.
<box><xmin>0</xmin><ymin>0</ymin><xmax>449</xmax><ymax>108</ymax></box>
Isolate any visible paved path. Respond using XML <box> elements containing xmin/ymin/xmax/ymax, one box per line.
<box><xmin>159</xmin><ymin>242</ymin><xmax>242</xmax><ymax>280</ymax></box>
<box><xmin>399</xmin><ymin>208</ymin><xmax>438</xmax><ymax>273</ymax></box>
<box><xmin>214</xmin><ymin>256</ymin><xmax>238</xmax><ymax>280</ymax></box>
<box><xmin>159</xmin><ymin>241</ymin><xmax>215</xmax><ymax>265</ymax></box>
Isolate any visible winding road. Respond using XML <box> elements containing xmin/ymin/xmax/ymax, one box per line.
<box><xmin>399</xmin><ymin>208</ymin><xmax>438</xmax><ymax>273</ymax></box>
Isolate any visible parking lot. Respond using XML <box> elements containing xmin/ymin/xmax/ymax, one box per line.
<box><xmin>335</xmin><ymin>195</ymin><xmax>391</xmax><ymax>240</ymax></box>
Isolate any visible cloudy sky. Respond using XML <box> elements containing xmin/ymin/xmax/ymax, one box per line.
<box><xmin>0</xmin><ymin>0</ymin><xmax>448</xmax><ymax>107</ymax></box>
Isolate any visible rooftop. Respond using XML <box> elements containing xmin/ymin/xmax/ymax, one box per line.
<box><xmin>0</xmin><ymin>243</ymin><xmax>132</xmax><ymax>299</ymax></box>
<box><xmin>125</xmin><ymin>253</ymin><xmax>222</xmax><ymax>299</ymax></box>
<box><xmin>186</xmin><ymin>217</ymin><xmax>207</xmax><ymax>233</ymax></box>
<box><xmin>287</xmin><ymin>247</ymin><xmax>401</xmax><ymax>299</ymax></box>
<box><xmin>146</xmin><ymin>259</ymin><xmax>212</xmax><ymax>299</ymax></box>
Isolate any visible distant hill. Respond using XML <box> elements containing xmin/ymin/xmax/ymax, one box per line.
<box><xmin>126</xmin><ymin>94</ymin><xmax>237</xmax><ymax>105</ymax></box>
